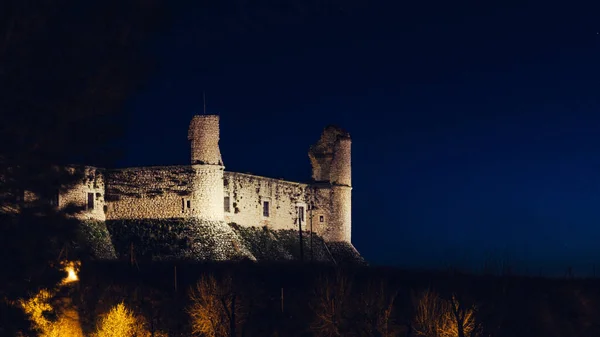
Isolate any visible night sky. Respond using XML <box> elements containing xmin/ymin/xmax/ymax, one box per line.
<box><xmin>119</xmin><ymin>1</ymin><xmax>600</xmax><ymax>275</ymax></box>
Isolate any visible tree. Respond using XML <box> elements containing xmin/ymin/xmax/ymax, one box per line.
<box><xmin>187</xmin><ymin>274</ymin><xmax>245</xmax><ymax>337</ymax></box>
<box><xmin>310</xmin><ymin>270</ymin><xmax>353</xmax><ymax>337</ymax></box>
<box><xmin>0</xmin><ymin>1</ymin><xmax>165</xmax><ymax>334</ymax></box>
<box><xmin>93</xmin><ymin>302</ymin><xmax>166</xmax><ymax>337</ymax></box>
<box><xmin>19</xmin><ymin>288</ymin><xmax>85</xmax><ymax>337</ymax></box>
<box><xmin>356</xmin><ymin>278</ymin><xmax>399</xmax><ymax>337</ymax></box>
<box><xmin>412</xmin><ymin>289</ymin><xmax>482</xmax><ymax>337</ymax></box>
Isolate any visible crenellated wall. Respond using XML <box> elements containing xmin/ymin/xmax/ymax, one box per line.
<box><xmin>104</xmin><ymin>166</ymin><xmax>194</xmax><ymax>220</ymax></box>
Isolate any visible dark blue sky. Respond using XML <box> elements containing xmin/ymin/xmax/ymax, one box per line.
<box><xmin>120</xmin><ymin>1</ymin><xmax>600</xmax><ymax>275</ymax></box>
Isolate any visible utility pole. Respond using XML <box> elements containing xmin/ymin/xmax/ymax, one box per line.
<box><xmin>230</xmin><ymin>293</ymin><xmax>236</xmax><ymax>337</ymax></box>
<box><xmin>310</xmin><ymin>202</ymin><xmax>314</xmax><ymax>262</ymax></box>
<box><xmin>174</xmin><ymin>265</ymin><xmax>177</xmax><ymax>292</ymax></box>
<box><xmin>130</xmin><ymin>242</ymin><xmax>139</xmax><ymax>270</ymax></box>
<box><xmin>281</xmin><ymin>287</ymin><xmax>284</xmax><ymax>313</ymax></box>
<box><xmin>298</xmin><ymin>207</ymin><xmax>304</xmax><ymax>261</ymax></box>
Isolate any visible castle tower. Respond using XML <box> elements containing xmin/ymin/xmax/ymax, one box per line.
<box><xmin>188</xmin><ymin>115</ymin><xmax>225</xmax><ymax>221</ymax></box>
<box><xmin>309</xmin><ymin>126</ymin><xmax>352</xmax><ymax>242</ymax></box>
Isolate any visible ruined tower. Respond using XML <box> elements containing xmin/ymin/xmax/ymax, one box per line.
<box><xmin>188</xmin><ymin>115</ymin><xmax>225</xmax><ymax>221</ymax></box>
<box><xmin>309</xmin><ymin>126</ymin><xmax>352</xmax><ymax>242</ymax></box>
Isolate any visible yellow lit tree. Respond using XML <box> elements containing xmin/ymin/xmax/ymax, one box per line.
<box><xmin>19</xmin><ymin>288</ymin><xmax>84</xmax><ymax>337</ymax></box>
<box><xmin>20</xmin><ymin>289</ymin><xmax>54</xmax><ymax>333</ymax></box>
<box><xmin>93</xmin><ymin>302</ymin><xmax>165</xmax><ymax>337</ymax></box>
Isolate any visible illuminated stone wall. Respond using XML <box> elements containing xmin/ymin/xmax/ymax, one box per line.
<box><xmin>221</xmin><ymin>172</ymin><xmax>348</xmax><ymax>242</ymax></box>
<box><xmin>59</xmin><ymin>166</ymin><xmax>106</xmax><ymax>221</ymax></box>
<box><xmin>187</xmin><ymin>115</ymin><xmax>226</xmax><ymax>221</ymax></box>
<box><xmin>330</xmin><ymin>137</ymin><xmax>351</xmax><ymax>186</ymax></box>
<box><xmin>328</xmin><ymin>185</ymin><xmax>352</xmax><ymax>242</ymax></box>
<box><xmin>190</xmin><ymin>164</ymin><xmax>225</xmax><ymax>221</ymax></box>
<box><xmin>100</xmin><ymin>167</ymin><xmax>349</xmax><ymax>242</ymax></box>
<box><xmin>223</xmin><ymin>172</ymin><xmax>312</xmax><ymax>231</ymax></box>
<box><xmin>104</xmin><ymin>166</ymin><xmax>194</xmax><ymax>220</ymax></box>
<box><xmin>308</xmin><ymin>125</ymin><xmax>351</xmax><ymax>185</ymax></box>
<box><xmin>308</xmin><ymin>126</ymin><xmax>352</xmax><ymax>243</ymax></box>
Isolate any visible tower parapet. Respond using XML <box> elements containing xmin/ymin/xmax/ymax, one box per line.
<box><xmin>188</xmin><ymin>114</ymin><xmax>225</xmax><ymax>221</ymax></box>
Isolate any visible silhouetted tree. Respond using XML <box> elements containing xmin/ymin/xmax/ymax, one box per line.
<box><xmin>356</xmin><ymin>278</ymin><xmax>399</xmax><ymax>337</ymax></box>
<box><xmin>412</xmin><ymin>288</ymin><xmax>482</xmax><ymax>337</ymax></box>
<box><xmin>310</xmin><ymin>270</ymin><xmax>353</xmax><ymax>337</ymax></box>
<box><xmin>0</xmin><ymin>1</ymin><xmax>165</xmax><ymax>335</ymax></box>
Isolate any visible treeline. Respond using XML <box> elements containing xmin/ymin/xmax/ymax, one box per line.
<box><xmin>19</xmin><ymin>261</ymin><xmax>599</xmax><ymax>337</ymax></box>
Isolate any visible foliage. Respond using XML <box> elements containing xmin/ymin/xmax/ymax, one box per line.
<box><xmin>106</xmin><ymin>218</ymin><xmax>256</xmax><ymax>262</ymax></box>
<box><xmin>78</xmin><ymin>220</ymin><xmax>117</xmax><ymax>260</ymax></box>
<box><xmin>20</xmin><ymin>288</ymin><xmax>84</xmax><ymax>337</ymax></box>
<box><xmin>93</xmin><ymin>302</ymin><xmax>165</xmax><ymax>337</ymax></box>
<box><xmin>20</xmin><ymin>289</ymin><xmax>54</xmax><ymax>334</ymax></box>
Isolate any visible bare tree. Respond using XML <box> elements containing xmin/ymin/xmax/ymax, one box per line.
<box><xmin>412</xmin><ymin>289</ymin><xmax>481</xmax><ymax>337</ymax></box>
<box><xmin>356</xmin><ymin>278</ymin><xmax>399</xmax><ymax>337</ymax></box>
<box><xmin>187</xmin><ymin>274</ymin><xmax>244</xmax><ymax>337</ymax></box>
<box><xmin>310</xmin><ymin>270</ymin><xmax>353</xmax><ymax>337</ymax></box>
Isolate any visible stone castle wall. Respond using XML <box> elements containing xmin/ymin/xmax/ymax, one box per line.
<box><xmin>59</xmin><ymin>167</ymin><xmax>106</xmax><ymax>221</ymax></box>
<box><xmin>306</xmin><ymin>185</ymin><xmax>336</xmax><ymax>240</ymax></box>
<box><xmin>66</xmin><ymin>167</ymin><xmax>344</xmax><ymax>240</ymax></box>
<box><xmin>224</xmin><ymin>172</ymin><xmax>314</xmax><ymax>232</ymax></box>
<box><xmin>104</xmin><ymin>166</ymin><xmax>194</xmax><ymax>220</ymax></box>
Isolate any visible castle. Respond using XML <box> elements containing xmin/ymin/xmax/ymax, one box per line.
<box><xmin>51</xmin><ymin>115</ymin><xmax>361</xmax><ymax>262</ymax></box>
